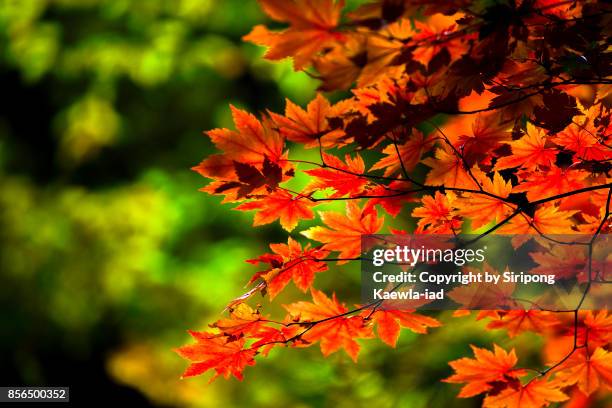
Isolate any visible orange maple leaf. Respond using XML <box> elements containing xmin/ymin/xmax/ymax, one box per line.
<box><xmin>311</xmin><ymin>34</ymin><xmax>363</xmax><ymax>91</ymax></box>
<box><xmin>301</xmin><ymin>201</ymin><xmax>384</xmax><ymax>262</ymax></box>
<box><xmin>422</xmin><ymin>146</ymin><xmax>480</xmax><ymax>189</ymax></box>
<box><xmin>444</xmin><ymin>344</ymin><xmax>527</xmax><ymax>398</ymax></box>
<box><xmin>544</xmin><ymin>311</ymin><xmax>612</xmax><ymax>364</ymax></box>
<box><xmin>483</xmin><ymin>378</ymin><xmax>568</xmax><ymax>408</ymax></box>
<box><xmin>305</xmin><ymin>153</ymin><xmax>369</xmax><ymax>197</ymax></box>
<box><xmin>357</xmin><ymin>18</ymin><xmax>415</xmax><ymax>86</ymax></box>
<box><xmin>412</xmin><ymin>191</ymin><xmax>462</xmax><ymax>233</ymax></box>
<box><xmin>194</xmin><ymin>105</ymin><xmax>286</xmax><ymax>180</ymax></box>
<box><xmin>268</xmin><ymin>93</ymin><xmax>346</xmax><ymax>147</ymax></box>
<box><xmin>583</xmin><ymin>310</ymin><xmax>612</xmax><ymax>347</ymax></box>
<box><xmin>243</xmin><ymin>0</ymin><xmax>345</xmax><ymax>70</ymax></box>
<box><xmin>371</xmin><ymin>130</ymin><xmax>436</xmax><ymax>176</ymax></box>
<box><xmin>367</xmin><ymin>310</ymin><xmax>441</xmax><ymax>347</ymax></box>
<box><xmin>552</xmin><ymin>347</ymin><xmax>612</xmax><ymax>396</ymax></box>
<box><xmin>284</xmin><ymin>288</ymin><xmax>373</xmax><ymax>361</ymax></box>
<box><xmin>500</xmin><ymin>205</ymin><xmax>577</xmax><ymax>235</ymax></box>
<box><xmin>235</xmin><ymin>189</ymin><xmax>315</xmax><ymax>231</ymax></box>
<box><xmin>211</xmin><ymin>303</ymin><xmax>267</xmax><ymax>337</ymax></box>
<box><xmin>486</xmin><ymin>310</ymin><xmax>560</xmax><ymax>338</ymax></box>
<box><xmin>495</xmin><ymin>122</ymin><xmax>557</xmax><ymax>170</ymax></box>
<box><xmin>247</xmin><ymin>237</ymin><xmax>329</xmax><ymax>299</ymax></box>
<box><xmin>175</xmin><ymin>332</ymin><xmax>257</xmax><ymax>381</ymax></box>
<box><xmin>412</xmin><ymin>14</ymin><xmax>470</xmax><ymax>65</ymax></box>
<box><xmin>456</xmin><ymin>171</ymin><xmax>514</xmax><ymax>230</ymax></box>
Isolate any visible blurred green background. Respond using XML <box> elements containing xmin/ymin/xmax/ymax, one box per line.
<box><xmin>0</xmin><ymin>1</ymin><xmax>558</xmax><ymax>407</ymax></box>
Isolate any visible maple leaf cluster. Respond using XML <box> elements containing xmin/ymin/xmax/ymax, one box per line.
<box><xmin>180</xmin><ymin>0</ymin><xmax>612</xmax><ymax>406</ymax></box>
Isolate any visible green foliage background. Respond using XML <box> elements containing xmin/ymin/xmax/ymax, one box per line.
<box><xmin>0</xmin><ymin>1</ymin><xmax>549</xmax><ymax>407</ymax></box>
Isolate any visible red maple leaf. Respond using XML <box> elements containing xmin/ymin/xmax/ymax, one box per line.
<box><xmin>363</xmin><ymin>180</ymin><xmax>418</xmax><ymax>217</ymax></box>
<box><xmin>495</xmin><ymin>122</ymin><xmax>557</xmax><ymax>170</ymax></box>
<box><xmin>305</xmin><ymin>153</ymin><xmax>369</xmax><ymax>197</ymax></box>
<box><xmin>512</xmin><ymin>167</ymin><xmax>588</xmax><ymax>202</ymax></box>
<box><xmin>247</xmin><ymin>237</ymin><xmax>329</xmax><ymax>299</ymax></box>
<box><xmin>175</xmin><ymin>332</ymin><xmax>257</xmax><ymax>381</ymax></box>
<box><xmin>554</xmin><ymin>121</ymin><xmax>612</xmax><ymax>161</ymax></box>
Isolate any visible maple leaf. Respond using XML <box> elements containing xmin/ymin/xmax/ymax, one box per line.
<box><xmin>268</xmin><ymin>93</ymin><xmax>346</xmax><ymax>147</ymax></box>
<box><xmin>486</xmin><ymin>310</ymin><xmax>560</xmax><ymax>338</ymax></box>
<box><xmin>301</xmin><ymin>201</ymin><xmax>384</xmax><ymax>262</ymax></box>
<box><xmin>422</xmin><ymin>147</ymin><xmax>480</xmax><ymax>189</ymax></box>
<box><xmin>247</xmin><ymin>237</ymin><xmax>329</xmax><ymax>299</ymax></box>
<box><xmin>371</xmin><ymin>130</ymin><xmax>436</xmax><ymax>176</ymax></box>
<box><xmin>445</xmin><ymin>54</ymin><xmax>489</xmax><ymax>97</ymax></box>
<box><xmin>235</xmin><ymin>189</ymin><xmax>316</xmax><ymax>231</ymax></box>
<box><xmin>211</xmin><ymin>303</ymin><xmax>267</xmax><ymax>337</ymax></box>
<box><xmin>250</xmin><ymin>325</ymin><xmax>299</xmax><ymax>356</ymax></box>
<box><xmin>500</xmin><ymin>205</ymin><xmax>577</xmax><ymax>235</ymax></box>
<box><xmin>495</xmin><ymin>122</ymin><xmax>558</xmax><ymax>170</ymax></box>
<box><xmin>367</xmin><ymin>310</ymin><xmax>441</xmax><ymax>347</ymax></box>
<box><xmin>243</xmin><ymin>0</ymin><xmax>346</xmax><ymax>70</ymax></box>
<box><xmin>175</xmin><ymin>332</ymin><xmax>257</xmax><ymax>381</ymax></box>
<box><xmin>483</xmin><ymin>378</ymin><xmax>568</xmax><ymax>408</ymax></box>
<box><xmin>583</xmin><ymin>310</ymin><xmax>612</xmax><ymax>347</ymax></box>
<box><xmin>512</xmin><ymin>167</ymin><xmax>588</xmax><ymax>202</ymax></box>
<box><xmin>231</xmin><ymin>157</ymin><xmax>284</xmax><ymax>198</ymax></box>
<box><xmin>456</xmin><ymin>171</ymin><xmax>514</xmax><ymax>230</ymax></box>
<box><xmin>304</xmin><ymin>153</ymin><xmax>369</xmax><ymax>198</ymax></box>
<box><xmin>444</xmin><ymin>344</ymin><xmax>527</xmax><ymax>398</ymax></box>
<box><xmin>412</xmin><ymin>191</ymin><xmax>462</xmax><ymax>234</ymax></box>
<box><xmin>556</xmin><ymin>387</ymin><xmax>592</xmax><ymax>408</ymax></box>
<box><xmin>284</xmin><ymin>289</ymin><xmax>373</xmax><ymax>361</ymax></box>
<box><xmin>351</xmin><ymin>77</ymin><xmax>405</xmax><ymax>114</ymax></box>
<box><xmin>552</xmin><ymin>347</ymin><xmax>612</xmax><ymax>396</ymax></box>
<box><xmin>589</xmin><ymin>181</ymin><xmax>612</xmax><ymax>211</ymax></box>
<box><xmin>554</xmin><ymin>121</ymin><xmax>612</xmax><ymax>161</ymax></box>
<box><xmin>457</xmin><ymin>113</ymin><xmax>512</xmax><ymax>165</ymax></box>
<box><xmin>363</xmin><ymin>180</ymin><xmax>418</xmax><ymax>217</ymax></box>
<box><xmin>199</xmin><ymin>180</ymin><xmax>245</xmax><ymax>203</ymax></box>
<box><xmin>358</xmin><ymin>18</ymin><xmax>416</xmax><ymax>86</ymax></box>
<box><xmin>310</xmin><ymin>32</ymin><xmax>363</xmax><ymax>91</ymax></box>
<box><xmin>544</xmin><ymin>310</ymin><xmax>612</xmax><ymax>365</ymax></box>
<box><xmin>412</xmin><ymin>14</ymin><xmax>470</xmax><ymax>67</ymax></box>
<box><xmin>194</xmin><ymin>106</ymin><xmax>286</xmax><ymax>180</ymax></box>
